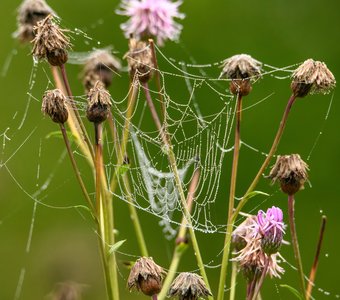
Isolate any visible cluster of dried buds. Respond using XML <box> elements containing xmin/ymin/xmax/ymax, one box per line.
<box><xmin>232</xmin><ymin>206</ymin><xmax>285</xmax><ymax>298</ymax></box>
<box><xmin>127</xmin><ymin>257</ymin><xmax>211</xmax><ymax>299</ymax></box>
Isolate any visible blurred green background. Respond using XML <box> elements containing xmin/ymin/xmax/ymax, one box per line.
<box><xmin>1</xmin><ymin>0</ymin><xmax>340</xmax><ymax>299</ymax></box>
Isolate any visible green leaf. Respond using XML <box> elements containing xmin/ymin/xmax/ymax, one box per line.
<box><xmin>108</xmin><ymin>239</ymin><xmax>126</xmax><ymax>255</ymax></box>
<box><xmin>45</xmin><ymin>130</ymin><xmax>76</xmax><ymax>142</ymax></box>
<box><xmin>245</xmin><ymin>190</ymin><xmax>269</xmax><ymax>200</ymax></box>
<box><xmin>117</xmin><ymin>164</ymin><xmax>130</xmax><ymax>176</ymax></box>
<box><xmin>280</xmin><ymin>284</ymin><xmax>303</xmax><ymax>299</ymax></box>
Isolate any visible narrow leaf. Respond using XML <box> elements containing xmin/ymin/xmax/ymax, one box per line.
<box><xmin>280</xmin><ymin>284</ymin><xmax>303</xmax><ymax>299</ymax></box>
<box><xmin>109</xmin><ymin>239</ymin><xmax>126</xmax><ymax>255</ymax></box>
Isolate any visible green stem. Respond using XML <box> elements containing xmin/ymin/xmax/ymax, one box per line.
<box><xmin>142</xmin><ymin>83</ymin><xmax>212</xmax><ymax>298</ymax></box>
<box><xmin>233</xmin><ymin>94</ymin><xmax>297</xmax><ymax>218</ymax></box>
<box><xmin>158</xmin><ymin>166</ymin><xmax>200</xmax><ymax>300</ymax></box>
<box><xmin>59</xmin><ymin>123</ymin><xmax>95</xmax><ymax>214</ymax></box>
<box><xmin>217</xmin><ymin>94</ymin><xmax>242</xmax><ymax>300</ymax></box>
<box><xmin>251</xmin><ymin>258</ymin><xmax>269</xmax><ymax>300</ymax></box>
<box><xmin>229</xmin><ymin>259</ymin><xmax>238</xmax><ymax>300</ymax></box>
<box><xmin>288</xmin><ymin>194</ymin><xmax>306</xmax><ymax>299</ymax></box>
<box><xmin>60</xmin><ymin>64</ymin><xmax>95</xmax><ymax>161</ymax></box>
<box><xmin>94</xmin><ymin>122</ymin><xmax>119</xmax><ymax>300</ymax></box>
<box><xmin>306</xmin><ymin>215</ymin><xmax>327</xmax><ymax>300</ymax></box>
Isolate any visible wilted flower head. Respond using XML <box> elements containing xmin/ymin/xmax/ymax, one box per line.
<box><xmin>220</xmin><ymin>54</ymin><xmax>262</xmax><ymax>96</ymax></box>
<box><xmin>168</xmin><ymin>272</ymin><xmax>212</xmax><ymax>300</ymax></box>
<box><xmin>257</xmin><ymin>206</ymin><xmax>285</xmax><ymax>254</ymax></box>
<box><xmin>232</xmin><ymin>215</ymin><xmax>258</xmax><ymax>252</ymax></box>
<box><xmin>269</xmin><ymin>154</ymin><xmax>309</xmax><ymax>195</ymax></box>
<box><xmin>82</xmin><ymin>49</ymin><xmax>121</xmax><ymax>91</ymax></box>
<box><xmin>32</xmin><ymin>15</ymin><xmax>70</xmax><ymax>66</ymax></box>
<box><xmin>124</xmin><ymin>38</ymin><xmax>154</xmax><ymax>82</ymax></box>
<box><xmin>117</xmin><ymin>0</ymin><xmax>185</xmax><ymax>46</ymax></box>
<box><xmin>15</xmin><ymin>0</ymin><xmax>55</xmax><ymax>43</ymax></box>
<box><xmin>46</xmin><ymin>281</ymin><xmax>84</xmax><ymax>300</ymax></box>
<box><xmin>42</xmin><ymin>89</ymin><xmax>68</xmax><ymax>124</ymax></box>
<box><xmin>128</xmin><ymin>257</ymin><xmax>165</xmax><ymax>296</ymax></box>
<box><xmin>291</xmin><ymin>59</ymin><xmax>336</xmax><ymax>97</ymax></box>
<box><xmin>86</xmin><ymin>81</ymin><xmax>112</xmax><ymax>123</ymax></box>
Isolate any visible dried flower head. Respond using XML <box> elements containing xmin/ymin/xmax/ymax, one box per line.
<box><xmin>168</xmin><ymin>272</ymin><xmax>212</xmax><ymax>300</ymax></box>
<box><xmin>232</xmin><ymin>215</ymin><xmax>257</xmax><ymax>252</ymax></box>
<box><xmin>46</xmin><ymin>281</ymin><xmax>84</xmax><ymax>300</ymax></box>
<box><xmin>291</xmin><ymin>59</ymin><xmax>336</xmax><ymax>97</ymax></box>
<box><xmin>15</xmin><ymin>0</ymin><xmax>55</xmax><ymax>43</ymax></box>
<box><xmin>82</xmin><ymin>49</ymin><xmax>121</xmax><ymax>91</ymax></box>
<box><xmin>257</xmin><ymin>206</ymin><xmax>285</xmax><ymax>254</ymax></box>
<box><xmin>125</xmin><ymin>38</ymin><xmax>154</xmax><ymax>82</ymax></box>
<box><xmin>268</xmin><ymin>154</ymin><xmax>309</xmax><ymax>195</ymax></box>
<box><xmin>42</xmin><ymin>89</ymin><xmax>68</xmax><ymax>123</ymax></box>
<box><xmin>117</xmin><ymin>0</ymin><xmax>185</xmax><ymax>46</ymax></box>
<box><xmin>127</xmin><ymin>257</ymin><xmax>165</xmax><ymax>296</ymax></box>
<box><xmin>86</xmin><ymin>81</ymin><xmax>112</xmax><ymax>123</ymax></box>
<box><xmin>32</xmin><ymin>15</ymin><xmax>70</xmax><ymax>66</ymax></box>
<box><xmin>220</xmin><ymin>54</ymin><xmax>262</xmax><ymax>96</ymax></box>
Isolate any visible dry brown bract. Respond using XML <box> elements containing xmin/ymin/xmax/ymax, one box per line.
<box><xmin>268</xmin><ymin>154</ymin><xmax>309</xmax><ymax>195</ymax></box>
<box><xmin>82</xmin><ymin>49</ymin><xmax>121</xmax><ymax>91</ymax></box>
<box><xmin>42</xmin><ymin>89</ymin><xmax>68</xmax><ymax>124</ymax></box>
<box><xmin>15</xmin><ymin>0</ymin><xmax>54</xmax><ymax>43</ymax></box>
<box><xmin>291</xmin><ymin>59</ymin><xmax>336</xmax><ymax>97</ymax></box>
<box><xmin>127</xmin><ymin>257</ymin><xmax>165</xmax><ymax>296</ymax></box>
<box><xmin>220</xmin><ymin>54</ymin><xmax>262</xmax><ymax>80</ymax></box>
<box><xmin>168</xmin><ymin>272</ymin><xmax>212</xmax><ymax>300</ymax></box>
<box><xmin>124</xmin><ymin>38</ymin><xmax>154</xmax><ymax>83</ymax></box>
<box><xmin>31</xmin><ymin>14</ymin><xmax>70</xmax><ymax>66</ymax></box>
<box><xmin>86</xmin><ymin>81</ymin><xmax>111</xmax><ymax>123</ymax></box>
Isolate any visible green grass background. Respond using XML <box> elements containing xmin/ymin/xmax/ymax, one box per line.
<box><xmin>0</xmin><ymin>0</ymin><xmax>340</xmax><ymax>299</ymax></box>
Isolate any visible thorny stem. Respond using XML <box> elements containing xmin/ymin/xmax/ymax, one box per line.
<box><xmin>233</xmin><ymin>94</ymin><xmax>297</xmax><ymax>218</ymax></box>
<box><xmin>251</xmin><ymin>258</ymin><xmax>269</xmax><ymax>300</ymax></box>
<box><xmin>306</xmin><ymin>215</ymin><xmax>327</xmax><ymax>300</ymax></box>
<box><xmin>158</xmin><ymin>166</ymin><xmax>200</xmax><ymax>300</ymax></box>
<box><xmin>59</xmin><ymin>64</ymin><xmax>95</xmax><ymax>161</ymax></box>
<box><xmin>59</xmin><ymin>123</ymin><xmax>95</xmax><ymax>215</ymax></box>
<box><xmin>142</xmin><ymin>82</ymin><xmax>212</xmax><ymax>298</ymax></box>
<box><xmin>288</xmin><ymin>194</ymin><xmax>306</xmax><ymax>299</ymax></box>
<box><xmin>217</xmin><ymin>94</ymin><xmax>242</xmax><ymax>300</ymax></box>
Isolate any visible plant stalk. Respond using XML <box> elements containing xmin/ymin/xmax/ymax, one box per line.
<box><xmin>158</xmin><ymin>166</ymin><xmax>200</xmax><ymax>300</ymax></box>
<box><xmin>59</xmin><ymin>64</ymin><xmax>95</xmax><ymax>161</ymax></box>
<box><xmin>142</xmin><ymin>82</ymin><xmax>212</xmax><ymax>298</ymax></box>
<box><xmin>217</xmin><ymin>94</ymin><xmax>242</xmax><ymax>300</ymax></box>
<box><xmin>251</xmin><ymin>258</ymin><xmax>269</xmax><ymax>300</ymax></box>
<box><xmin>229</xmin><ymin>259</ymin><xmax>238</xmax><ymax>300</ymax></box>
<box><xmin>306</xmin><ymin>215</ymin><xmax>327</xmax><ymax>300</ymax></box>
<box><xmin>288</xmin><ymin>194</ymin><xmax>306</xmax><ymax>299</ymax></box>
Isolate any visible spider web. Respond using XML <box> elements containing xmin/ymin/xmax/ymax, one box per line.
<box><xmin>0</xmin><ymin>16</ymin><xmax>338</xmax><ymax>300</ymax></box>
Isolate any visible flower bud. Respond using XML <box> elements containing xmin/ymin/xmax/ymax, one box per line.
<box><xmin>41</xmin><ymin>89</ymin><xmax>68</xmax><ymax>123</ymax></box>
<box><xmin>268</xmin><ymin>154</ymin><xmax>309</xmax><ymax>195</ymax></box>
<box><xmin>127</xmin><ymin>257</ymin><xmax>165</xmax><ymax>296</ymax></box>
<box><xmin>86</xmin><ymin>81</ymin><xmax>111</xmax><ymax>123</ymax></box>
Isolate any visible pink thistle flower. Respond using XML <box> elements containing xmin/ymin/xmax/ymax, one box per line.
<box><xmin>117</xmin><ymin>0</ymin><xmax>185</xmax><ymax>46</ymax></box>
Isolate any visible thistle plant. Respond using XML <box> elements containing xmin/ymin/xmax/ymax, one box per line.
<box><xmin>11</xmin><ymin>0</ymin><xmax>338</xmax><ymax>299</ymax></box>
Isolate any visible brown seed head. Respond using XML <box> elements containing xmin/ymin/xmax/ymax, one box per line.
<box><xmin>31</xmin><ymin>15</ymin><xmax>70</xmax><ymax>66</ymax></box>
<box><xmin>220</xmin><ymin>54</ymin><xmax>262</xmax><ymax>96</ymax></box>
<box><xmin>82</xmin><ymin>49</ymin><xmax>121</xmax><ymax>91</ymax></box>
<box><xmin>46</xmin><ymin>281</ymin><xmax>84</xmax><ymax>300</ymax></box>
<box><xmin>15</xmin><ymin>0</ymin><xmax>54</xmax><ymax>43</ymax></box>
<box><xmin>42</xmin><ymin>89</ymin><xmax>68</xmax><ymax>124</ymax></box>
<box><xmin>232</xmin><ymin>215</ymin><xmax>257</xmax><ymax>252</ymax></box>
<box><xmin>124</xmin><ymin>38</ymin><xmax>154</xmax><ymax>83</ymax></box>
<box><xmin>168</xmin><ymin>272</ymin><xmax>212</xmax><ymax>300</ymax></box>
<box><xmin>86</xmin><ymin>81</ymin><xmax>112</xmax><ymax>123</ymax></box>
<box><xmin>127</xmin><ymin>257</ymin><xmax>165</xmax><ymax>296</ymax></box>
<box><xmin>268</xmin><ymin>154</ymin><xmax>309</xmax><ymax>195</ymax></box>
<box><xmin>291</xmin><ymin>59</ymin><xmax>336</xmax><ymax>97</ymax></box>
